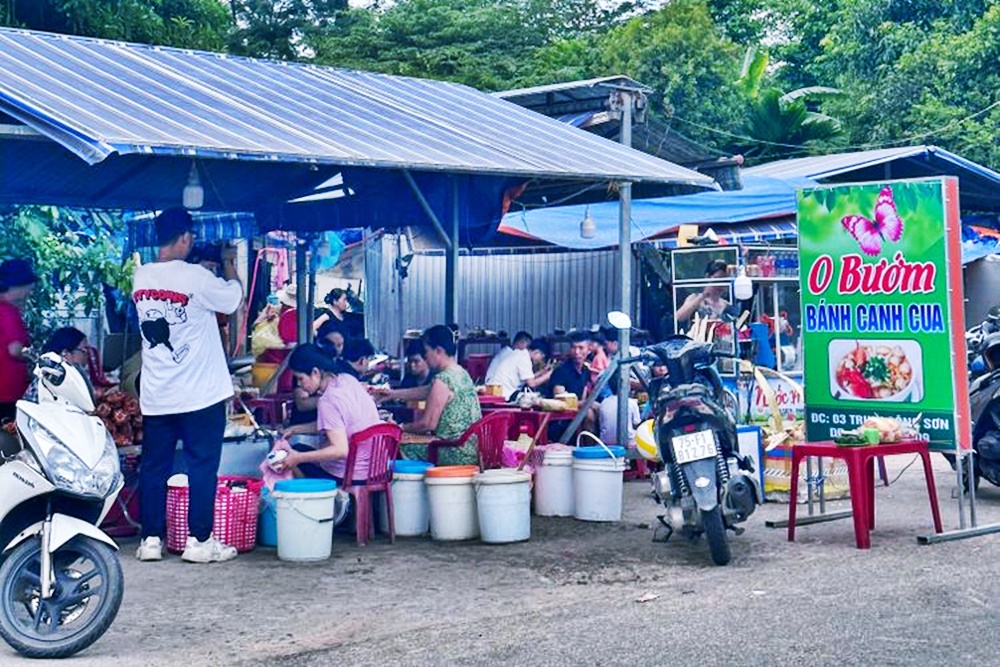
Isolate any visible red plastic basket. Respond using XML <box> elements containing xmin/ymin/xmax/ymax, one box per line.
<box><xmin>166</xmin><ymin>476</ymin><xmax>263</xmax><ymax>553</ymax></box>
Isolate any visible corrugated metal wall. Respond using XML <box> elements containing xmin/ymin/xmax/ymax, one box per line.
<box><xmin>367</xmin><ymin>234</ymin><xmax>633</xmax><ymax>352</ymax></box>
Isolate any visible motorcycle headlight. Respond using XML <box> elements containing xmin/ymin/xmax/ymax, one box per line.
<box><xmin>27</xmin><ymin>417</ymin><xmax>122</xmax><ymax>499</ymax></box>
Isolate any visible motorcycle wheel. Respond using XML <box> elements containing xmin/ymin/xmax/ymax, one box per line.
<box><xmin>0</xmin><ymin>536</ymin><xmax>123</xmax><ymax>659</ymax></box>
<box><xmin>701</xmin><ymin>507</ymin><xmax>732</xmax><ymax>566</ymax></box>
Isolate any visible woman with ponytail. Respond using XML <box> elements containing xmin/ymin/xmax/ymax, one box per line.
<box><xmin>276</xmin><ymin>343</ymin><xmax>381</xmax><ymax>481</ymax></box>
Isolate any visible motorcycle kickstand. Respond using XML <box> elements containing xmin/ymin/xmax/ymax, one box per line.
<box><xmin>653</xmin><ymin>515</ymin><xmax>673</xmax><ymax>543</ymax></box>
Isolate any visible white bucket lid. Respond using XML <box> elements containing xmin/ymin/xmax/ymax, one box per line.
<box><xmin>473</xmin><ymin>469</ymin><xmax>531</xmax><ymax>485</ymax></box>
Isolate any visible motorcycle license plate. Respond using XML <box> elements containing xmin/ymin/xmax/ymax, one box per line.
<box><xmin>671</xmin><ymin>430</ymin><xmax>717</xmax><ymax>464</ymax></box>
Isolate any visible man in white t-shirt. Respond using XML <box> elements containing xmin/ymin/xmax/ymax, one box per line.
<box><xmin>133</xmin><ymin>208</ymin><xmax>244</xmax><ymax>564</ymax></box>
<box><xmin>484</xmin><ymin>331</ymin><xmax>552</xmax><ymax>401</ymax></box>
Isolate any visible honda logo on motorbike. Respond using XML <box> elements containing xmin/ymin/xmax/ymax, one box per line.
<box><xmin>12</xmin><ymin>471</ymin><xmax>34</xmax><ymax>488</ymax></box>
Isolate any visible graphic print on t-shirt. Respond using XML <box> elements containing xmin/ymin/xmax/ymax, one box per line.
<box><xmin>134</xmin><ymin>288</ymin><xmax>191</xmax><ymax>364</ymax></box>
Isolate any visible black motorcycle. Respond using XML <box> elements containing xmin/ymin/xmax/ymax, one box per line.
<box><xmin>966</xmin><ymin>305</ymin><xmax>1000</xmax><ymax>382</ymax></box>
<box><xmin>948</xmin><ymin>330</ymin><xmax>1000</xmax><ymax>489</ymax></box>
<box><xmin>628</xmin><ymin>336</ymin><xmax>761</xmax><ymax>565</ymax></box>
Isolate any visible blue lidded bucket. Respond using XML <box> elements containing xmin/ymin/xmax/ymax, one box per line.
<box><xmin>393</xmin><ymin>460</ymin><xmax>435</xmax><ymax>475</ymax></box>
<box><xmin>258</xmin><ymin>487</ymin><xmax>278</xmax><ymax>547</ymax></box>
<box><xmin>572</xmin><ymin>445</ymin><xmax>626</xmax><ymax>459</ymax></box>
<box><xmin>275</xmin><ymin>478</ymin><xmax>337</xmax><ymax>493</ymax></box>
<box><xmin>273</xmin><ymin>478</ymin><xmax>339</xmax><ymax>562</ymax></box>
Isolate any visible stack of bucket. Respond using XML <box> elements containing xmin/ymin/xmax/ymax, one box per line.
<box><xmin>425</xmin><ymin>465</ymin><xmax>481</xmax><ymax>541</ymax></box>
<box><xmin>379</xmin><ymin>460</ymin><xmax>436</xmax><ymax>536</ymax></box>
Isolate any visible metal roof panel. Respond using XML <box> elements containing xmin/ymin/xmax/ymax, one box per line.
<box><xmin>0</xmin><ymin>28</ymin><xmax>716</xmax><ymax>188</ymax></box>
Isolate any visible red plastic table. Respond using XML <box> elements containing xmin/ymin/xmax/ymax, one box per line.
<box><xmin>787</xmin><ymin>440</ymin><xmax>943</xmax><ymax>549</ymax></box>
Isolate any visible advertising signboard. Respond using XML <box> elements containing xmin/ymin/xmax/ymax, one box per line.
<box><xmin>797</xmin><ymin>177</ymin><xmax>970</xmax><ymax>451</ymax></box>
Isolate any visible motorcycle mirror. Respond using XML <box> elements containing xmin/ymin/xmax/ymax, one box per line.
<box><xmin>607</xmin><ymin>311</ymin><xmax>632</xmax><ymax>331</ymax></box>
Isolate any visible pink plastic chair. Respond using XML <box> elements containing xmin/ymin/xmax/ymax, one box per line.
<box><xmin>428</xmin><ymin>410</ymin><xmax>517</xmax><ymax>471</ymax></box>
<box><xmin>343</xmin><ymin>423</ymin><xmax>402</xmax><ymax>546</ymax></box>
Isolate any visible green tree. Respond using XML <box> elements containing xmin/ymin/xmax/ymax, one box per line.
<box><xmin>310</xmin><ymin>0</ymin><xmax>550</xmax><ymax>90</ymax></box>
<box><xmin>0</xmin><ymin>0</ymin><xmax>230</xmax><ymax>50</ymax></box>
<box><xmin>0</xmin><ymin>207</ymin><xmax>133</xmax><ymax>344</ymax></box>
<box><xmin>227</xmin><ymin>0</ymin><xmax>348</xmax><ymax>60</ymax></box>
<box><xmin>809</xmin><ymin>0</ymin><xmax>999</xmax><ymax>166</ymax></box>
<box><xmin>735</xmin><ymin>46</ymin><xmax>842</xmax><ymax>161</ymax></box>
<box><xmin>596</xmin><ymin>0</ymin><xmax>747</xmax><ymax>151</ymax></box>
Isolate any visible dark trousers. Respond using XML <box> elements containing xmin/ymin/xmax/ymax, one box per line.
<box><xmin>140</xmin><ymin>400</ymin><xmax>227</xmax><ymax>542</ymax></box>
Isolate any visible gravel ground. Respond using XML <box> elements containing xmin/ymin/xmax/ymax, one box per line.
<box><xmin>8</xmin><ymin>453</ymin><xmax>1000</xmax><ymax>667</ymax></box>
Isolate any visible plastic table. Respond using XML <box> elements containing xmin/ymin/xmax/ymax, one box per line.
<box><xmin>787</xmin><ymin>440</ymin><xmax>943</xmax><ymax>549</ymax></box>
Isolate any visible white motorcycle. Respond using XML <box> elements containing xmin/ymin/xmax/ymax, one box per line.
<box><xmin>0</xmin><ymin>352</ymin><xmax>123</xmax><ymax>658</ymax></box>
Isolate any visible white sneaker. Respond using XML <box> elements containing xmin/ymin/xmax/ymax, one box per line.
<box><xmin>136</xmin><ymin>536</ymin><xmax>163</xmax><ymax>562</ymax></box>
<box><xmin>181</xmin><ymin>535</ymin><xmax>237</xmax><ymax>563</ymax></box>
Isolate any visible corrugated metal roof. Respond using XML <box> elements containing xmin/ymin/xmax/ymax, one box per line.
<box><xmin>746</xmin><ymin>146</ymin><xmax>1000</xmax><ymax>211</ymax></box>
<box><xmin>0</xmin><ymin>28</ymin><xmax>714</xmax><ymax>189</ymax></box>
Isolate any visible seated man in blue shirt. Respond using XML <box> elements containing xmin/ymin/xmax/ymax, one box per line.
<box><xmin>546</xmin><ymin>332</ymin><xmax>591</xmax><ymax>399</ymax></box>
<box><xmin>545</xmin><ymin>332</ymin><xmax>597</xmax><ymax>443</ymax></box>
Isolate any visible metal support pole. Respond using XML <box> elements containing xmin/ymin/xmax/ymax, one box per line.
<box><xmin>403</xmin><ymin>170</ymin><xmax>452</xmax><ymax>250</ymax></box>
<box><xmin>617</xmin><ymin>91</ymin><xmax>633</xmax><ymax>450</ymax></box>
<box><xmin>295</xmin><ymin>237</ymin><xmax>308</xmax><ymax>344</ymax></box>
<box><xmin>445</xmin><ymin>178</ymin><xmax>460</xmax><ymax>325</ymax></box>
<box><xmin>564</xmin><ymin>358</ymin><xmax>619</xmax><ymax>442</ymax></box>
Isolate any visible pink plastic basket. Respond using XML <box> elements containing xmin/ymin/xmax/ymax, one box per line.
<box><xmin>166</xmin><ymin>476</ymin><xmax>263</xmax><ymax>553</ymax></box>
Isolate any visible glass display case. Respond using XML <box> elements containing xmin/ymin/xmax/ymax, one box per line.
<box><xmin>741</xmin><ymin>245</ymin><xmax>802</xmax><ymax>374</ymax></box>
<box><xmin>671</xmin><ymin>246</ymin><xmax>739</xmax><ymax>375</ymax></box>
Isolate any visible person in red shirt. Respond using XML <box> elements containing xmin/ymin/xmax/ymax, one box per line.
<box><xmin>0</xmin><ymin>259</ymin><xmax>36</xmax><ymax>422</ymax></box>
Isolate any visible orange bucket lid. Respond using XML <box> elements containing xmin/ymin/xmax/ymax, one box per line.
<box><xmin>424</xmin><ymin>465</ymin><xmax>480</xmax><ymax>478</ymax></box>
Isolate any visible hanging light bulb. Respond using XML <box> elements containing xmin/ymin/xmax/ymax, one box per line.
<box><xmin>580</xmin><ymin>206</ymin><xmax>596</xmax><ymax>239</ymax></box>
<box><xmin>733</xmin><ymin>264</ymin><xmax>754</xmax><ymax>300</ymax></box>
<box><xmin>182</xmin><ymin>161</ymin><xmax>204</xmax><ymax>210</ymax></box>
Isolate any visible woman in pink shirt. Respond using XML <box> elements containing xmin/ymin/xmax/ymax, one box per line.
<box><xmin>279</xmin><ymin>343</ymin><xmax>382</xmax><ymax>482</ymax></box>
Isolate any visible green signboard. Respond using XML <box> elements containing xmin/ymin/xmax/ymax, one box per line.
<box><xmin>797</xmin><ymin>177</ymin><xmax>971</xmax><ymax>451</ymax></box>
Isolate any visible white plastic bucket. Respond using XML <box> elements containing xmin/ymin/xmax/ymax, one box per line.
<box><xmin>379</xmin><ymin>472</ymin><xmax>432</xmax><ymax>536</ymax></box>
<box><xmin>572</xmin><ymin>436</ymin><xmax>627</xmax><ymax>522</ymax></box>
<box><xmin>534</xmin><ymin>448</ymin><xmax>575</xmax><ymax>517</ymax></box>
<box><xmin>273</xmin><ymin>479</ymin><xmax>337</xmax><ymax>562</ymax></box>
<box><xmin>425</xmin><ymin>466</ymin><xmax>480</xmax><ymax>541</ymax></box>
<box><xmin>474</xmin><ymin>469</ymin><xmax>532</xmax><ymax>543</ymax></box>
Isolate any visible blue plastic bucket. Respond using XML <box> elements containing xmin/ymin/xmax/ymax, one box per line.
<box><xmin>258</xmin><ymin>487</ymin><xmax>278</xmax><ymax>547</ymax></box>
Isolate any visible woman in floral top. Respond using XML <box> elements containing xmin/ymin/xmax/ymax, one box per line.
<box><xmin>382</xmin><ymin>325</ymin><xmax>482</xmax><ymax>465</ymax></box>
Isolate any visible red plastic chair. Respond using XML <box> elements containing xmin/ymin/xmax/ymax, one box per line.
<box><xmin>428</xmin><ymin>410</ymin><xmax>517</xmax><ymax>471</ymax></box>
<box><xmin>343</xmin><ymin>422</ymin><xmax>402</xmax><ymax>546</ymax></box>
<box><xmin>507</xmin><ymin>411</ymin><xmax>551</xmax><ymax>446</ymax></box>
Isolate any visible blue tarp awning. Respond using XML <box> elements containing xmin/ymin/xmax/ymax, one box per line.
<box><xmin>498</xmin><ymin>174</ymin><xmax>812</xmax><ymax>249</ymax></box>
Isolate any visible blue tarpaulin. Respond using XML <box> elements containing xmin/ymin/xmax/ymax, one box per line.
<box><xmin>499</xmin><ymin>174</ymin><xmax>814</xmax><ymax>249</ymax></box>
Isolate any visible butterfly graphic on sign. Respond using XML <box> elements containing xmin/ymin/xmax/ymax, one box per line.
<box><xmin>840</xmin><ymin>186</ymin><xmax>904</xmax><ymax>256</ymax></box>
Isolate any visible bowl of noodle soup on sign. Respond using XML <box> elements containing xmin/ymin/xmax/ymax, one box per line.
<box><xmin>828</xmin><ymin>339</ymin><xmax>923</xmax><ymax>403</ymax></box>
